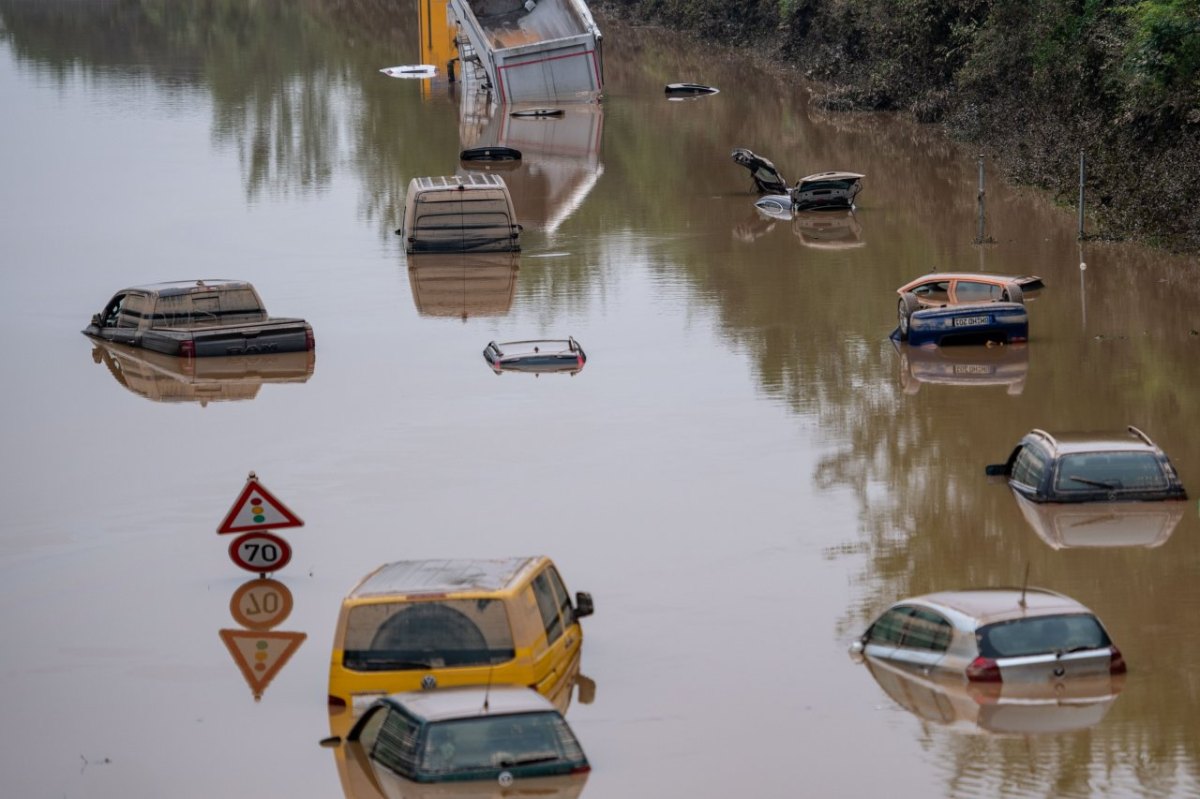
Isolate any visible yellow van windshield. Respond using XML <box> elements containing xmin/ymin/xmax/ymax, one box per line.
<box><xmin>343</xmin><ymin>599</ymin><xmax>515</xmax><ymax>670</ymax></box>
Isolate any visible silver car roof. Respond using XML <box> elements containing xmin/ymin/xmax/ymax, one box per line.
<box><xmin>385</xmin><ymin>686</ymin><xmax>556</xmax><ymax>722</ymax></box>
<box><xmin>905</xmin><ymin>588</ymin><xmax>1093</xmax><ymax>627</ymax></box>
<box><xmin>348</xmin><ymin>557</ymin><xmax>537</xmax><ymax>599</ymax></box>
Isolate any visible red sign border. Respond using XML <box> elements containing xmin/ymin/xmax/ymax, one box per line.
<box><xmin>229</xmin><ymin>578</ymin><xmax>295</xmax><ymax>631</ymax></box>
<box><xmin>228</xmin><ymin>531</ymin><xmax>293</xmax><ymax>574</ymax></box>
<box><xmin>219</xmin><ymin>628</ymin><xmax>308</xmax><ymax>699</ymax></box>
<box><xmin>217</xmin><ymin>476</ymin><xmax>305</xmax><ymax>535</ymax></box>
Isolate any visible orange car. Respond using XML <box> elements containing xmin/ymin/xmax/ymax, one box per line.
<box><xmin>896</xmin><ymin>272</ymin><xmax>1044</xmax><ymax>308</ymax></box>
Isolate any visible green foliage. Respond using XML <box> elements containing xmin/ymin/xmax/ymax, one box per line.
<box><xmin>1121</xmin><ymin>0</ymin><xmax>1200</xmax><ymax>121</ymax></box>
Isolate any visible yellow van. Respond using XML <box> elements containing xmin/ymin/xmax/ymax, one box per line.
<box><xmin>328</xmin><ymin>557</ymin><xmax>593</xmax><ymax>720</ymax></box>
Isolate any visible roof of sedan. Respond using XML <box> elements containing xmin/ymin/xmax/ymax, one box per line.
<box><xmin>915</xmin><ymin>588</ymin><xmax>1091</xmax><ymax>623</ymax></box>
<box><xmin>900</xmin><ymin>272</ymin><xmax>1035</xmax><ymax>286</ymax></box>
<box><xmin>348</xmin><ymin>557</ymin><xmax>537</xmax><ymax>599</ymax></box>
<box><xmin>384</xmin><ymin>686</ymin><xmax>556</xmax><ymax>722</ymax></box>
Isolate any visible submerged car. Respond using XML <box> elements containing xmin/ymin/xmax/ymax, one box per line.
<box><xmin>731</xmin><ymin>148</ymin><xmax>864</xmax><ymax>210</ymax></box>
<box><xmin>483</xmin><ymin>338</ymin><xmax>586</xmax><ymax>375</ymax></box>
<box><xmin>399</xmin><ymin>174</ymin><xmax>522</xmax><ymax>254</ymax></box>
<box><xmin>986</xmin><ymin>426</ymin><xmax>1187</xmax><ymax>503</ymax></box>
<box><xmin>896</xmin><ymin>272</ymin><xmax>1036</xmax><ymax>345</ymax></box>
<box><xmin>83</xmin><ymin>279</ymin><xmax>315</xmax><ymax>358</ymax></box>
<box><xmin>328</xmin><ymin>557</ymin><xmax>593</xmax><ymax>718</ymax></box>
<box><xmin>850</xmin><ymin>588</ymin><xmax>1127</xmax><ymax>685</ymax></box>
<box><xmin>331</xmin><ymin>686</ymin><xmax>589</xmax><ymax>787</ymax></box>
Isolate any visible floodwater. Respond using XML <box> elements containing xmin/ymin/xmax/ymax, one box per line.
<box><xmin>2</xmin><ymin>3</ymin><xmax>1200</xmax><ymax>798</ymax></box>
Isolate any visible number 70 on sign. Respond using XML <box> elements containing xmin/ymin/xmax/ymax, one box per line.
<box><xmin>229</xmin><ymin>531</ymin><xmax>292</xmax><ymax>574</ymax></box>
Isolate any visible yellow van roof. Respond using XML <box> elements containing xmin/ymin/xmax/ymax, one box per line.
<box><xmin>348</xmin><ymin>557</ymin><xmax>538</xmax><ymax>599</ymax></box>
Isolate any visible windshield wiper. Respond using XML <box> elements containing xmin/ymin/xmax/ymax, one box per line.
<box><xmin>352</xmin><ymin>658</ymin><xmax>434</xmax><ymax>670</ymax></box>
<box><xmin>1067</xmin><ymin>475</ymin><xmax>1120</xmax><ymax>490</ymax></box>
<box><xmin>497</xmin><ymin>754</ymin><xmax>560</xmax><ymax>767</ymax></box>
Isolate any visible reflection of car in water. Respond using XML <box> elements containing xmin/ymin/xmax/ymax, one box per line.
<box><xmin>91</xmin><ymin>340</ymin><xmax>314</xmax><ymax>404</ymax></box>
<box><xmin>893</xmin><ymin>339</ymin><xmax>1028</xmax><ymax>395</ymax></box>
<box><xmin>331</xmin><ymin>687</ymin><xmax>588</xmax><ymax>785</ymax></box>
<box><xmin>986</xmin><ymin>427</ymin><xmax>1188</xmax><ymax>503</ymax></box>
<box><xmin>483</xmin><ymin>338</ymin><xmax>586</xmax><ymax>375</ymax></box>
<box><xmin>407</xmin><ymin>253</ymin><xmax>519</xmax><ymax>319</ymax></box>
<box><xmin>328</xmin><ymin>557</ymin><xmax>593</xmax><ymax>730</ymax></box>
<box><xmin>863</xmin><ymin>654</ymin><xmax>1124</xmax><ymax>736</ymax></box>
<box><xmin>850</xmin><ymin>588</ymin><xmax>1126</xmax><ymax>686</ymax></box>
<box><xmin>1012</xmin><ymin>489</ymin><xmax>1185</xmax><ymax>549</ymax></box>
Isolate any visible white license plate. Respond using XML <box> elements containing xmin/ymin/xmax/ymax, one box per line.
<box><xmin>953</xmin><ymin>315</ymin><xmax>989</xmax><ymax>327</ymax></box>
<box><xmin>955</xmin><ymin>365</ymin><xmax>995</xmax><ymax>374</ymax></box>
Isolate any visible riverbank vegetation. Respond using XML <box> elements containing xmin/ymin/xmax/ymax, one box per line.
<box><xmin>602</xmin><ymin>0</ymin><xmax>1200</xmax><ymax>251</ymax></box>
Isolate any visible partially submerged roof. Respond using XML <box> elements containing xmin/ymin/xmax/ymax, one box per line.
<box><xmin>349</xmin><ymin>557</ymin><xmax>537</xmax><ymax>599</ymax></box>
<box><xmin>409</xmin><ymin>173</ymin><xmax>510</xmax><ymax>194</ymax></box>
<box><xmin>385</xmin><ymin>686</ymin><xmax>556</xmax><ymax>723</ymax></box>
<box><xmin>916</xmin><ymin>588</ymin><xmax>1090</xmax><ymax>624</ymax></box>
<box><xmin>1027</xmin><ymin>427</ymin><xmax>1164</xmax><ymax>455</ymax></box>
<box><xmin>124</xmin><ymin>279</ymin><xmax>252</xmax><ymax>297</ymax></box>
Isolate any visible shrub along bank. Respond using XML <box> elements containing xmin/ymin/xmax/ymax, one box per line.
<box><xmin>602</xmin><ymin>0</ymin><xmax>1200</xmax><ymax>252</ymax></box>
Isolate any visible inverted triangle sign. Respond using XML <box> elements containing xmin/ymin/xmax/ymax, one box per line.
<box><xmin>219</xmin><ymin>629</ymin><xmax>307</xmax><ymax>700</ymax></box>
<box><xmin>217</xmin><ymin>474</ymin><xmax>304</xmax><ymax>534</ymax></box>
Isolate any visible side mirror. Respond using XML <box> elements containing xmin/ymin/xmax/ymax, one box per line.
<box><xmin>848</xmin><ymin>639</ymin><xmax>865</xmax><ymax>663</ymax></box>
<box><xmin>575</xmin><ymin>674</ymin><xmax>596</xmax><ymax>705</ymax></box>
<box><xmin>318</xmin><ymin>736</ymin><xmax>342</xmax><ymax>749</ymax></box>
<box><xmin>985</xmin><ymin>463</ymin><xmax>1008</xmax><ymax>477</ymax></box>
<box><xmin>91</xmin><ymin>313</ymin><xmax>102</xmax><ymax>327</ymax></box>
<box><xmin>575</xmin><ymin>591</ymin><xmax>594</xmax><ymax>619</ymax></box>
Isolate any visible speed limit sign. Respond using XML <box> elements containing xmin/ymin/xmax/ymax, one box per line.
<box><xmin>229</xmin><ymin>531</ymin><xmax>293</xmax><ymax>574</ymax></box>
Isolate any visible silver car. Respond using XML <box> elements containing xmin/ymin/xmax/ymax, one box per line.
<box><xmin>850</xmin><ymin>588</ymin><xmax>1126</xmax><ymax>685</ymax></box>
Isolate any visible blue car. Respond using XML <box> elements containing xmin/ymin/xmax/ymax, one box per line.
<box><xmin>897</xmin><ymin>281</ymin><xmax>1028</xmax><ymax>346</ymax></box>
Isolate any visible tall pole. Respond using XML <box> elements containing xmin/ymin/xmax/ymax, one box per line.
<box><xmin>1078</xmin><ymin>150</ymin><xmax>1086</xmax><ymax>240</ymax></box>
<box><xmin>976</xmin><ymin>154</ymin><xmax>986</xmax><ymax>244</ymax></box>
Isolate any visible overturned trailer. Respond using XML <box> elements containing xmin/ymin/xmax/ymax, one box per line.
<box><xmin>449</xmin><ymin>0</ymin><xmax>603</xmax><ymax>104</ymax></box>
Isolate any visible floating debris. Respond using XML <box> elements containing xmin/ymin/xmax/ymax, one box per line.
<box><xmin>380</xmin><ymin>64</ymin><xmax>437</xmax><ymax>78</ymax></box>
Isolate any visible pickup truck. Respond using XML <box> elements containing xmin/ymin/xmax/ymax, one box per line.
<box><xmin>83</xmin><ymin>280</ymin><xmax>314</xmax><ymax>358</ymax></box>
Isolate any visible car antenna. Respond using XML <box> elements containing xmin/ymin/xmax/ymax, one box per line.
<box><xmin>482</xmin><ymin>663</ymin><xmax>494</xmax><ymax>713</ymax></box>
<box><xmin>1019</xmin><ymin>562</ymin><xmax>1030</xmax><ymax>611</ymax></box>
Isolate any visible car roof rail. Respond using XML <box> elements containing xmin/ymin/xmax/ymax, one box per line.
<box><xmin>1127</xmin><ymin>425</ymin><xmax>1155</xmax><ymax>446</ymax></box>
<box><xmin>1028</xmin><ymin>428</ymin><xmax>1057</xmax><ymax>447</ymax></box>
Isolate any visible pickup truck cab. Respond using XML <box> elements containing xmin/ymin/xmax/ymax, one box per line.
<box><xmin>83</xmin><ymin>280</ymin><xmax>314</xmax><ymax>358</ymax></box>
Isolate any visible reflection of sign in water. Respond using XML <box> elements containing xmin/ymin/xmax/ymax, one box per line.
<box><xmin>217</xmin><ymin>472</ymin><xmax>305</xmax><ymax>534</ymax></box>
<box><xmin>223</xmin><ymin>578</ymin><xmax>306</xmax><ymax>701</ymax></box>
<box><xmin>229</xmin><ymin>531</ymin><xmax>294</xmax><ymax>575</ymax></box>
<box><xmin>219</xmin><ymin>628</ymin><xmax>307</xmax><ymax>701</ymax></box>
<box><xmin>230</xmin><ymin>578</ymin><xmax>295</xmax><ymax>630</ymax></box>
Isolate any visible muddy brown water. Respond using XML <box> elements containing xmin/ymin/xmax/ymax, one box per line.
<box><xmin>2</xmin><ymin>4</ymin><xmax>1200</xmax><ymax>798</ymax></box>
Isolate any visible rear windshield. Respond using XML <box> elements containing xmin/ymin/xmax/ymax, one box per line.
<box><xmin>977</xmin><ymin>614</ymin><xmax>1111</xmax><ymax>658</ymax></box>
<box><xmin>1054</xmin><ymin>452</ymin><xmax>1168</xmax><ymax>492</ymax></box>
<box><xmin>343</xmin><ymin>599</ymin><xmax>514</xmax><ymax>671</ymax></box>
<box><xmin>417</xmin><ymin>712</ymin><xmax>585</xmax><ymax>777</ymax></box>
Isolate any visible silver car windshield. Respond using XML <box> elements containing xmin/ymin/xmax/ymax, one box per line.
<box><xmin>978</xmin><ymin>614</ymin><xmax>1111</xmax><ymax>658</ymax></box>
<box><xmin>420</xmin><ymin>712</ymin><xmax>585</xmax><ymax>775</ymax></box>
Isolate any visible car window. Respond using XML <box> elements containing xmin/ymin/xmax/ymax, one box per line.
<box><xmin>867</xmin><ymin>607</ymin><xmax>912</xmax><ymax>645</ymax></box>
<box><xmin>956</xmin><ymin>281</ymin><xmax>1002</xmax><ymax>302</ymax></box>
<box><xmin>544</xmin><ymin>566</ymin><xmax>576</xmax><ymax>627</ymax></box>
<box><xmin>911</xmin><ymin>281</ymin><xmax>950</xmax><ymax>302</ymax></box>
<box><xmin>1054</xmin><ymin>452</ymin><xmax>1169</xmax><ymax>491</ymax></box>
<box><xmin>900</xmin><ymin>609</ymin><xmax>952</xmax><ymax>652</ymax></box>
<box><xmin>532</xmin><ymin>570</ymin><xmax>564</xmax><ymax>644</ymax></box>
<box><xmin>977</xmin><ymin>614</ymin><xmax>1111</xmax><ymax>658</ymax></box>
<box><xmin>342</xmin><ymin>599</ymin><xmax>515</xmax><ymax>670</ymax></box>
<box><xmin>419</xmin><ymin>712</ymin><xmax>583</xmax><ymax>776</ymax></box>
<box><xmin>370</xmin><ymin>708</ymin><xmax>422</xmax><ymax>778</ymax></box>
<box><xmin>1010</xmin><ymin>445</ymin><xmax>1047</xmax><ymax>489</ymax></box>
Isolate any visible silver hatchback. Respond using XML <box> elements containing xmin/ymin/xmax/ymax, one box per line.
<box><xmin>850</xmin><ymin>588</ymin><xmax>1126</xmax><ymax>685</ymax></box>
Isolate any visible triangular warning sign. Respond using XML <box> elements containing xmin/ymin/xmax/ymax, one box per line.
<box><xmin>219</xmin><ymin>629</ymin><xmax>307</xmax><ymax>700</ymax></box>
<box><xmin>217</xmin><ymin>474</ymin><xmax>304</xmax><ymax>534</ymax></box>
